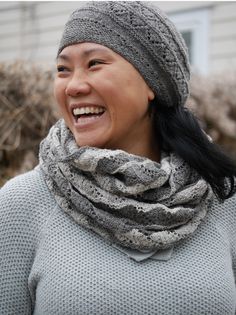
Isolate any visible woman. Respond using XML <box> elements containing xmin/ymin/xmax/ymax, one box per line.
<box><xmin>1</xmin><ymin>2</ymin><xmax>236</xmax><ymax>314</ymax></box>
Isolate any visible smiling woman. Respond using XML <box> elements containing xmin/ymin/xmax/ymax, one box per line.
<box><xmin>1</xmin><ymin>2</ymin><xmax>236</xmax><ymax>315</ymax></box>
<box><xmin>54</xmin><ymin>43</ymin><xmax>156</xmax><ymax>158</ymax></box>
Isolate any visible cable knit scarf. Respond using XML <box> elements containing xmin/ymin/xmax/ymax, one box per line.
<box><xmin>39</xmin><ymin>119</ymin><xmax>213</xmax><ymax>251</ymax></box>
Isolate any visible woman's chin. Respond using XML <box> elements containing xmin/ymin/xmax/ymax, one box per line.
<box><xmin>73</xmin><ymin>133</ymin><xmax>108</xmax><ymax>149</ymax></box>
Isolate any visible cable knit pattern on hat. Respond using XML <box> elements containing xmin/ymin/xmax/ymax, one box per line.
<box><xmin>58</xmin><ymin>1</ymin><xmax>190</xmax><ymax>107</ymax></box>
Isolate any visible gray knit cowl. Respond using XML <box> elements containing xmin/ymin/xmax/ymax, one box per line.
<box><xmin>39</xmin><ymin>120</ymin><xmax>213</xmax><ymax>252</ymax></box>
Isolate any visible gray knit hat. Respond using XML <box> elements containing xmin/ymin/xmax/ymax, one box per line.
<box><xmin>58</xmin><ymin>1</ymin><xmax>190</xmax><ymax>107</ymax></box>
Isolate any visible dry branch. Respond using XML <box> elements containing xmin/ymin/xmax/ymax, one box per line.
<box><xmin>0</xmin><ymin>61</ymin><xmax>236</xmax><ymax>186</ymax></box>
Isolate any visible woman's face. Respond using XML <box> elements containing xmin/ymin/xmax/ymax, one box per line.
<box><xmin>54</xmin><ymin>42</ymin><xmax>155</xmax><ymax>156</ymax></box>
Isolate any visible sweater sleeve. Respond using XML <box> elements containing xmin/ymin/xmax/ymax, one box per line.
<box><xmin>213</xmin><ymin>194</ymin><xmax>236</xmax><ymax>282</ymax></box>
<box><xmin>221</xmin><ymin>194</ymin><xmax>236</xmax><ymax>315</ymax></box>
<box><xmin>229</xmin><ymin>196</ymin><xmax>236</xmax><ymax>315</ymax></box>
<box><xmin>224</xmin><ymin>195</ymin><xmax>236</xmax><ymax>283</ymax></box>
<box><xmin>0</xmin><ymin>169</ymin><xmax>51</xmax><ymax>314</ymax></box>
<box><xmin>230</xmin><ymin>196</ymin><xmax>236</xmax><ymax>285</ymax></box>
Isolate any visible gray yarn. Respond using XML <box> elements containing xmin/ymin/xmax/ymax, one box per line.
<box><xmin>39</xmin><ymin>120</ymin><xmax>213</xmax><ymax>251</ymax></box>
<box><xmin>57</xmin><ymin>1</ymin><xmax>190</xmax><ymax>108</ymax></box>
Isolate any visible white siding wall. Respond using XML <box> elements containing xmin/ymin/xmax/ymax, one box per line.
<box><xmin>156</xmin><ymin>1</ymin><xmax>236</xmax><ymax>73</ymax></box>
<box><xmin>210</xmin><ymin>2</ymin><xmax>236</xmax><ymax>72</ymax></box>
<box><xmin>0</xmin><ymin>1</ymin><xmax>236</xmax><ymax>73</ymax></box>
<box><xmin>0</xmin><ymin>2</ymin><xmax>21</xmax><ymax>61</ymax></box>
<box><xmin>0</xmin><ymin>1</ymin><xmax>83</xmax><ymax>64</ymax></box>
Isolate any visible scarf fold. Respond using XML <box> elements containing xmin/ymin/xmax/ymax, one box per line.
<box><xmin>39</xmin><ymin>119</ymin><xmax>213</xmax><ymax>251</ymax></box>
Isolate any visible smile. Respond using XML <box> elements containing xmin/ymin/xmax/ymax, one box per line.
<box><xmin>73</xmin><ymin>106</ymin><xmax>105</xmax><ymax>117</ymax></box>
<box><xmin>70</xmin><ymin>104</ymin><xmax>107</xmax><ymax>128</ymax></box>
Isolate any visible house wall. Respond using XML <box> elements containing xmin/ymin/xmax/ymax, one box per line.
<box><xmin>0</xmin><ymin>1</ymin><xmax>236</xmax><ymax>73</ymax></box>
<box><xmin>156</xmin><ymin>1</ymin><xmax>236</xmax><ymax>73</ymax></box>
<box><xmin>0</xmin><ymin>1</ymin><xmax>82</xmax><ymax>64</ymax></box>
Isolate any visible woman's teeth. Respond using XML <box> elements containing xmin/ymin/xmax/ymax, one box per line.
<box><xmin>73</xmin><ymin>107</ymin><xmax>105</xmax><ymax>116</ymax></box>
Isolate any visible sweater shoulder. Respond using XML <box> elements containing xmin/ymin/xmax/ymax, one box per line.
<box><xmin>0</xmin><ymin>167</ymin><xmax>56</xmax><ymax>229</ymax></box>
<box><xmin>0</xmin><ymin>168</ymin><xmax>57</xmax><ymax>314</ymax></box>
<box><xmin>209</xmin><ymin>193</ymin><xmax>236</xmax><ymax>249</ymax></box>
<box><xmin>211</xmin><ymin>193</ymin><xmax>236</xmax><ymax>223</ymax></box>
<box><xmin>1</xmin><ymin>166</ymin><xmax>48</xmax><ymax>199</ymax></box>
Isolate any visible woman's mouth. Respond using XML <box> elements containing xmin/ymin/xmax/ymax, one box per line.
<box><xmin>72</xmin><ymin>105</ymin><xmax>106</xmax><ymax>127</ymax></box>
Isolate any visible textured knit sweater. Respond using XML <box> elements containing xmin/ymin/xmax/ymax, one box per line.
<box><xmin>0</xmin><ymin>167</ymin><xmax>236</xmax><ymax>315</ymax></box>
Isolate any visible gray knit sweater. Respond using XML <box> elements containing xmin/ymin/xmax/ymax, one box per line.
<box><xmin>1</xmin><ymin>167</ymin><xmax>236</xmax><ymax>314</ymax></box>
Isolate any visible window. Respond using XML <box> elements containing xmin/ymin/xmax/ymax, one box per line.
<box><xmin>169</xmin><ymin>8</ymin><xmax>209</xmax><ymax>74</ymax></box>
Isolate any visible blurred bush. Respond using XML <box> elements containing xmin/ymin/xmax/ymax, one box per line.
<box><xmin>0</xmin><ymin>61</ymin><xmax>58</xmax><ymax>186</ymax></box>
<box><xmin>0</xmin><ymin>61</ymin><xmax>236</xmax><ymax>186</ymax></box>
<box><xmin>187</xmin><ymin>73</ymin><xmax>236</xmax><ymax>158</ymax></box>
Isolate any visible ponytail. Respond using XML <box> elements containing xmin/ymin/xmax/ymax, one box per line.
<box><xmin>152</xmin><ymin>104</ymin><xmax>236</xmax><ymax>200</ymax></box>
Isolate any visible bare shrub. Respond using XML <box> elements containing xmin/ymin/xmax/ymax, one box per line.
<box><xmin>0</xmin><ymin>61</ymin><xmax>58</xmax><ymax>185</ymax></box>
<box><xmin>187</xmin><ymin>73</ymin><xmax>236</xmax><ymax>159</ymax></box>
<box><xmin>0</xmin><ymin>61</ymin><xmax>236</xmax><ymax>186</ymax></box>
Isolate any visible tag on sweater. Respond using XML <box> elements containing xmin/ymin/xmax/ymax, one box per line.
<box><xmin>112</xmin><ymin>244</ymin><xmax>174</xmax><ymax>262</ymax></box>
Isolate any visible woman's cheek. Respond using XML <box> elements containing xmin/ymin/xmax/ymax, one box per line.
<box><xmin>54</xmin><ymin>80</ymin><xmax>66</xmax><ymax>105</ymax></box>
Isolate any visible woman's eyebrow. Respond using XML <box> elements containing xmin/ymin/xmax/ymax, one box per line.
<box><xmin>80</xmin><ymin>47</ymin><xmax>111</xmax><ymax>57</ymax></box>
<box><xmin>56</xmin><ymin>54</ymin><xmax>70</xmax><ymax>62</ymax></box>
<box><xmin>56</xmin><ymin>47</ymin><xmax>111</xmax><ymax>62</ymax></box>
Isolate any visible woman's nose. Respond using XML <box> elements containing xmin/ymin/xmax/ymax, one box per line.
<box><xmin>65</xmin><ymin>71</ymin><xmax>91</xmax><ymax>97</ymax></box>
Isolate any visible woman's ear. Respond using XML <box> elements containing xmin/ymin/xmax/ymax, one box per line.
<box><xmin>147</xmin><ymin>87</ymin><xmax>155</xmax><ymax>101</ymax></box>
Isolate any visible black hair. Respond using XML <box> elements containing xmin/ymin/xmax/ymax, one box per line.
<box><xmin>151</xmin><ymin>102</ymin><xmax>236</xmax><ymax>201</ymax></box>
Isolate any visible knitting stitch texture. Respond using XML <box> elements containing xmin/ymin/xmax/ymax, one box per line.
<box><xmin>58</xmin><ymin>1</ymin><xmax>190</xmax><ymax>108</ymax></box>
<box><xmin>39</xmin><ymin>119</ymin><xmax>213</xmax><ymax>252</ymax></box>
<box><xmin>0</xmin><ymin>168</ymin><xmax>236</xmax><ymax>314</ymax></box>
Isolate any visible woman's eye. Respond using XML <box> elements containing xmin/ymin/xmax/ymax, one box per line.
<box><xmin>57</xmin><ymin>66</ymin><xmax>68</xmax><ymax>72</ymax></box>
<box><xmin>88</xmin><ymin>60</ymin><xmax>104</xmax><ymax>68</ymax></box>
